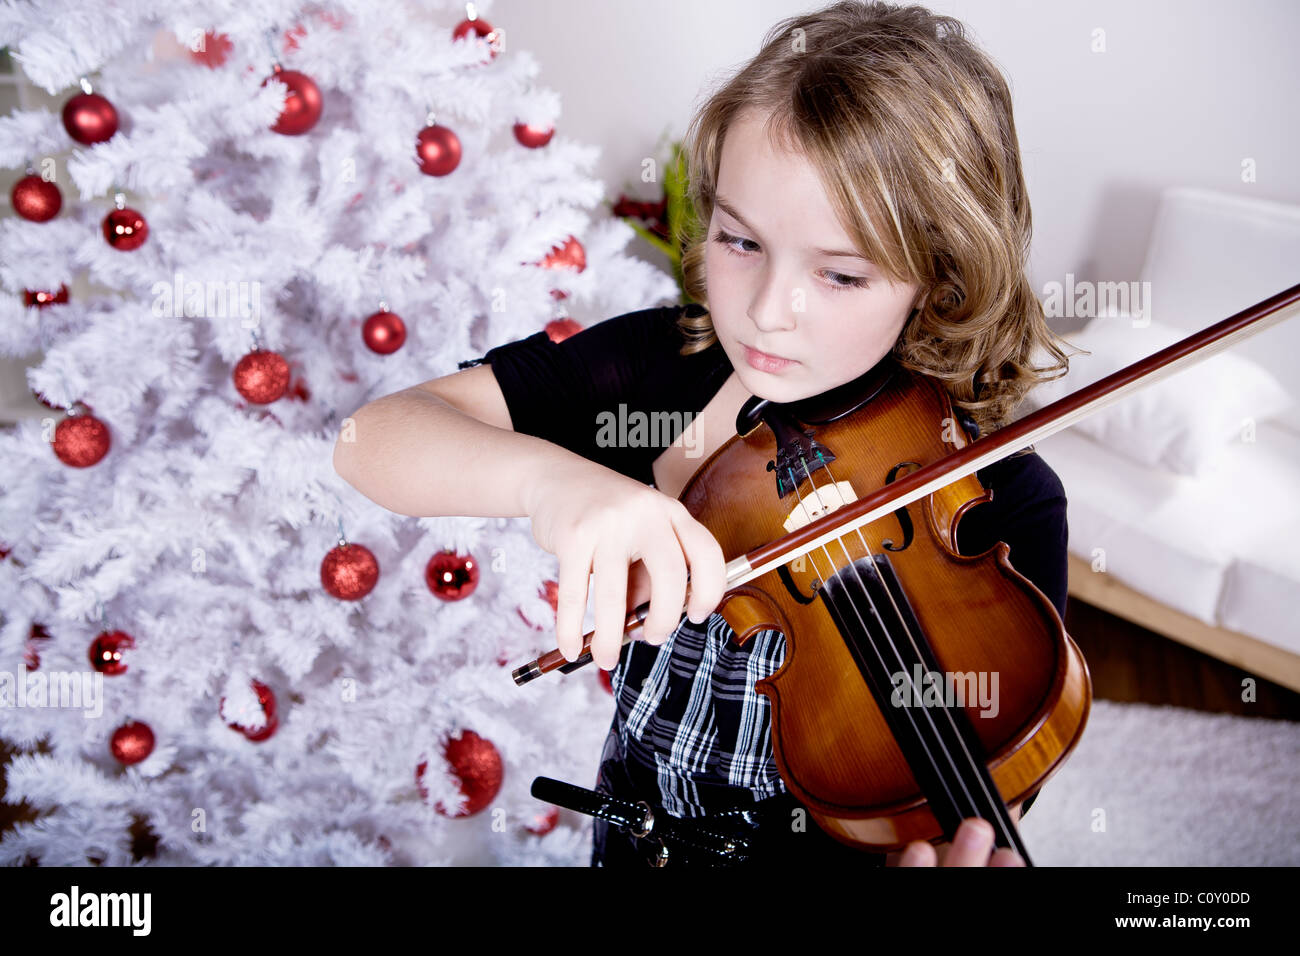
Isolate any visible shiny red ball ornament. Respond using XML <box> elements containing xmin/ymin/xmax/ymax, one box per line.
<box><xmin>24</xmin><ymin>286</ymin><xmax>69</xmax><ymax>308</ymax></box>
<box><xmin>414</xmin><ymin>124</ymin><xmax>462</xmax><ymax>176</ymax></box>
<box><xmin>190</xmin><ymin>31</ymin><xmax>233</xmax><ymax>68</ymax></box>
<box><xmin>417</xmin><ymin>729</ymin><xmax>503</xmax><ymax>817</ymax></box>
<box><xmin>321</xmin><ymin>542</ymin><xmax>379</xmax><ymax>600</ymax></box>
<box><xmin>452</xmin><ymin>16</ymin><xmax>501</xmax><ymax>61</ymax></box>
<box><xmin>525</xmin><ymin>805</ymin><xmax>560</xmax><ymax>836</ymax></box>
<box><xmin>53</xmin><ymin>411</ymin><xmax>110</xmax><ymax>467</ymax></box>
<box><xmin>362</xmin><ymin>308</ymin><xmax>406</xmax><ymax>354</ymax></box>
<box><xmin>539</xmin><ymin>235</ymin><xmax>586</xmax><ymax>272</ymax></box>
<box><xmin>262</xmin><ymin>66</ymin><xmax>322</xmax><ymax>135</ymax></box>
<box><xmin>425</xmin><ymin>549</ymin><xmax>479</xmax><ymax>601</ymax></box>
<box><xmin>232</xmin><ymin>348</ymin><xmax>291</xmax><ymax>403</ymax></box>
<box><xmin>11</xmin><ymin>174</ymin><xmax>62</xmax><ymax>221</ymax></box>
<box><xmin>545</xmin><ymin>318</ymin><xmax>583</xmax><ymax>343</ymax></box>
<box><xmin>222</xmin><ymin>679</ymin><xmax>279</xmax><ymax>742</ymax></box>
<box><xmin>513</xmin><ymin>122</ymin><xmax>554</xmax><ymax>149</ymax></box>
<box><xmin>62</xmin><ymin>91</ymin><xmax>118</xmax><ymax>145</ymax></box>
<box><xmin>102</xmin><ymin>207</ymin><xmax>148</xmax><ymax>251</ymax></box>
<box><xmin>89</xmin><ymin>630</ymin><xmax>136</xmax><ymax>675</ymax></box>
<box><xmin>110</xmin><ymin>721</ymin><xmax>155</xmax><ymax>765</ymax></box>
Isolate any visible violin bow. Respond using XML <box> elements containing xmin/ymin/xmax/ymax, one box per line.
<box><xmin>514</xmin><ymin>281</ymin><xmax>1300</xmax><ymax>685</ymax></box>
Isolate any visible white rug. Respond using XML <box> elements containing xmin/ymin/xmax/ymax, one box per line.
<box><xmin>1019</xmin><ymin>699</ymin><xmax>1300</xmax><ymax>865</ymax></box>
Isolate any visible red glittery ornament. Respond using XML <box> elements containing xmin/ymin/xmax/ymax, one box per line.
<box><xmin>232</xmin><ymin>349</ymin><xmax>291</xmax><ymax>403</ymax></box>
<box><xmin>545</xmin><ymin>318</ymin><xmax>583</xmax><ymax>343</ymax></box>
<box><xmin>361</xmin><ymin>308</ymin><xmax>406</xmax><ymax>354</ymax></box>
<box><xmin>110</xmin><ymin>721</ymin><xmax>155</xmax><ymax>765</ymax></box>
<box><xmin>538</xmin><ymin>235</ymin><xmax>585</xmax><ymax>272</ymax></box>
<box><xmin>451</xmin><ymin>15</ymin><xmax>502</xmax><ymax>61</ymax></box>
<box><xmin>10</xmin><ymin>174</ymin><xmax>62</xmax><ymax>222</ymax></box>
<box><xmin>262</xmin><ymin>66</ymin><xmax>322</xmax><ymax>135</ymax></box>
<box><xmin>102</xmin><ymin>207</ymin><xmax>148</xmax><ymax>251</ymax></box>
<box><xmin>525</xmin><ymin>805</ymin><xmax>560</xmax><ymax>836</ymax></box>
<box><xmin>512</xmin><ymin>122</ymin><xmax>554</xmax><ymax>149</ymax></box>
<box><xmin>321</xmin><ymin>542</ymin><xmax>379</xmax><ymax>600</ymax></box>
<box><xmin>417</xmin><ymin>729</ymin><xmax>503</xmax><ymax>817</ymax></box>
<box><xmin>24</xmin><ymin>285</ymin><xmax>69</xmax><ymax>308</ymax></box>
<box><xmin>221</xmin><ymin>679</ymin><xmax>279</xmax><ymax>742</ymax></box>
<box><xmin>53</xmin><ymin>410</ymin><xmax>110</xmax><ymax>467</ymax></box>
<box><xmin>88</xmin><ymin>630</ymin><xmax>136</xmax><ymax>675</ymax></box>
<box><xmin>190</xmin><ymin>31</ymin><xmax>233</xmax><ymax>68</ymax></box>
<box><xmin>425</xmin><ymin>549</ymin><xmax>479</xmax><ymax>601</ymax></box>
<box><xmin>62</xmin><ymin>91</ymin><xmax>118</xmax><ymax>145</ymax></box>
<box><xmin>414</xmin><ymin>124</ymin><xmax>462</xmax><ymax>176</ymax></box>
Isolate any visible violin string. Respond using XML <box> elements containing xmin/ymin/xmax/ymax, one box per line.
<box><xmin>791</xmin><ymin>454</ymin><xmax>1017</xmax><ymax>849</ymax></box>
<box><xmin>791</xmin><ymin>458</ymin><xmax>1005</xmax><ymax>841</ymax></box>
<box><xmin>784</xmin><ymin>462</ymin><xmax>970</xmax><ymax>826</ymax></box>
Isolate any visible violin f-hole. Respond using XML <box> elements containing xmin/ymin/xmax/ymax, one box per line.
<box><xmin>879</xmin><ymin>461</ymin><xmax>921</xmax><ymax>551</ymax></box>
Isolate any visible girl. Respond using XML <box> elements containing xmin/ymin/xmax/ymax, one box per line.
<box><xmin>335</xmin><ymin>0</ymin><xmax>1072</xmax><ymax>867</ymax></box>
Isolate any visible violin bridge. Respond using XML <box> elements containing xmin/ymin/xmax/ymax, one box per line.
<box><xmin>781</xmin><ymin>480</ymin><xmax>858</xmax><ymax>534</ymax></box>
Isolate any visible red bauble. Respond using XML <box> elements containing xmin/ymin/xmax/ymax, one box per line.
<box><xmin>545</xmin><ymin>318</ymin><xmax>583</xmax><ymax>343</ymax></box>
<box><xmin>262</xmin><ymin>66</ymin><xmax>322</xmax><ymax>135</ymax></box>
<box><xmin>110</xmin><ymin>721</ymin><xmax>155</xmax><ymax>765</ymax></box>
<box><xmin>10</xmin><ymin>174</ymin><xmax>62</xmax><ymax>221</ymax></box>
<box><xmin>362</xmin><ymin>309</ymin><xmax>406</xmax><ymax>354</ymax></box>
<box><xmin>102</xmin><ymin>207</ymin><xmax>148</xmax><ymax>251</ymax></box>
<box><xmin>414</xmin><ymin>124</ymin><xmax>462</xmax><ymax>176</ymax></box>
<box><xmin>425</xmin><ymin>549</ymin><xmax>479</xmax><ymax>601</ymax></box>
<box><xmin>451</xmin><ymin>16</ymin><xmax>502</xmax><ymax>61</ymax></box>
<box><xmin>190</xmin><ymin>31</ymin><xmax>232</xmax><ymax>68</ymax></box>
<box><xmin>525</xmin><ymin>805</ymin><xmax>560</xmax><ymax>836</ymax></box>
<box><xmin>62</xmin><ymin>92</ymin><xmax>118</xmax><ymax>145</ymax></box>
<box><xmin>321</xmin><ymin>542</ymin><xmax>379</xmax><ymax>600</ymax></box>
<box><xmin>417</xmin><ymin>729</ymin><xmax>503</xmax><ymax>817</ymax></box>
<box><xmin>89</xmin><ymin>630</ymin><xmax>136</xmax><ymax>675</ymax></box>
<box><xmin>24</xmin><ymin>286</ymin><xmax>69</xmax><ymax>308</ymax></box>
<box><xmin>53</xmin><ymin>411</ymin><xmax>110</xmax><ymax>467</ymax></box>
<box><xmin>232</xmin><ymin>349</ymin><xmax>291</xmax><ymax>403</ymax></box>
<box><xmin>221</xmin><ymin>679</ymin><xmax>279</xmax><ymax>742</ymax></box>
<box><xmin>539</xmin><ymin>235</ymin><xmax>586</xmax><ymax>272</ymax></box>
<box><xmin>513</xmin><ymin>122</ymin><xmax>554</xmax><ymax>149</ymax></box>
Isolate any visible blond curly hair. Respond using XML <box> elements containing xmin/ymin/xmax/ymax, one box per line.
<box><xmin>675</xmin><ymin>0</ymin><xmax>1072</xmax><ymax>436</ymax></box>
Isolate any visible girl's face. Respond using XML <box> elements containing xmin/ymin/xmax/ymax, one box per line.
<box><xmin>704</xmin><ymin>108</ymin><xmax>923</xmax><ymax>404</ymax></box>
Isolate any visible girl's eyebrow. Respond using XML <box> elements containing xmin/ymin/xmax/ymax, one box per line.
<box><xmin>715</xmin><ymin>194</ymin><xmax>867</xmax><ymax>260</ymax></box>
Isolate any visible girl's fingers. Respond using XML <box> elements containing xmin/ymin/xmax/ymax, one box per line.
<box><xmin>635</xmin><ymin>534</ymin><xmax>688</xmax><ymax>645</ymax></box>
<box><xmin>591</xmin><ymin>547</ymin><xmax>630</xmax><ymax>670</ymax></box>
<box><xmin>667</xmin><ymin>504</ymin><xmax>727</xmax><ymax>624</ymax></box>
<box><xmin>554</xmin><ymin>548</ymin><xmax>592</xmax><ymax>662</ymax></box>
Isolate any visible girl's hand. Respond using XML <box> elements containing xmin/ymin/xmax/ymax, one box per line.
<box><xmin>525</xmin><ymin>457</ymin><xmax>727</xmax><ymax>670</ymax></box>
<box><xmin>887</xmin><ymin>807</ymin><xmax>1027</xmax><ymax>866</ymax></box>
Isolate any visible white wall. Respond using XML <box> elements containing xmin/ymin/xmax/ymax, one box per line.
<box><xmin>497</xmin><ymin>0</ymin><xmax>1300</xmax><ymax>328</ymax></box>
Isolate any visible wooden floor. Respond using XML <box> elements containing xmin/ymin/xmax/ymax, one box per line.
<box><xmin>3</xmin><ymin>597</ymin><xmax>1298</xmax><ymax>863</ymax></box>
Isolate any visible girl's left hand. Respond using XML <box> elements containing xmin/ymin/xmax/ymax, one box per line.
<box><xmin>887</xmin><ymin>805</ymin><xmax>1026</xmax><ymax>867</ymax></box>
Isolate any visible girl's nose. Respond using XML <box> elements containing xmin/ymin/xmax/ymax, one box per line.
<box><xmin>747</xmin><ymin>271</ymin><xmax>799</xmax><ymax>333</ymax></box>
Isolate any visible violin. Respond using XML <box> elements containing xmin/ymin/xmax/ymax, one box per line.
<box><xmin>513</xmin><ymin>281</ymin><xmax>1300</xmax><ymax>864</ymax></box>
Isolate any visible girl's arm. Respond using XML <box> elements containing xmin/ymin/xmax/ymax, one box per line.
<box><xmin>331</xmin><ymin>364</ymin><xmax>592</xmax><ymax>519</ymax></box>
<box><xmin>333</xmin><ymin>363</ymin><xmax>729</xmax><ymax>666</ymax></box>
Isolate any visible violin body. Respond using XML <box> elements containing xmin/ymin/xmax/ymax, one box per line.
<box><xmin>676</xmin><ymin>357</ymin><xmax>1092</xmax><ymax>855</ymax></box>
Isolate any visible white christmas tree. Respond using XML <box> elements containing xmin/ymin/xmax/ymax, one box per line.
<box><xmin>0</xmin><ymin>0</ymin><xmax>679</xmax><ymax>865</ymax></box>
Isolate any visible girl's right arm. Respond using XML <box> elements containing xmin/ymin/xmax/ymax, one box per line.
<box><xmin>332</xmin><ymin>365</ymin><xmax>727</xmax><ymax>670</ymax></box>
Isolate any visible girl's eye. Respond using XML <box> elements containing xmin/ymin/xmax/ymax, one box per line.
<box><xmin>710</xmin><ymin>229</ymin><xmax>869</xmax><ymax>292</ymax></box>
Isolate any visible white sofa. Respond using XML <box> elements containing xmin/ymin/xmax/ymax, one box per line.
<box><xmin>1026</xmin><ymin>187</ymin><xmax>1300</xmax><ymax>692</ymax></box>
